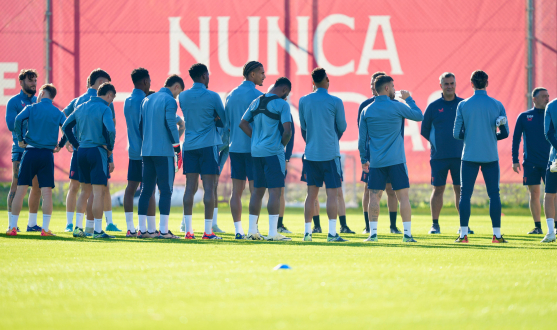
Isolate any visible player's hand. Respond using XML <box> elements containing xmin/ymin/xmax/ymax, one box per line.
<box><xmin>362</xmin><ymin>161</ymin><xmax>370</xmax><ymax>173</ymax></box>
<box><xmin>109</xmin><ymin>162</ymin><xmax>115</xmax><ymax>173</ymax></box>
<box><xmin>173</xmin><ymin>143</ymin><xmax>182</xmax><ymax>173</ymax></box>
<box><xmin>65</xmin><ymin>142</ymin><xmax>73</xmax><ymax>153</ymax></box>
<box><xmin>512</xmin><ymin>163</ymin><xmax>521</xmax><ymax>173</ymax></box>
<box><xmin>53</xmin><ymin>146</ymin><xmax>61</xmax><ymax>153</ymax></box>
<box><xmin>400</xmin><ymin>90</ymin><xmax>411</xmax><ymax>100</ymax></box>
<box><xmin>18</xmin><ymin>141</ymin><xmax>27</xmax><ymax>148</ymax></box>
<box><xmin>103</xmin><ymin>145</ymin><xmax>112</xmax><ymax>158</ymax></box>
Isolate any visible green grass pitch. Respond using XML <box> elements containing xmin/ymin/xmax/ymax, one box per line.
<box><xmin>1</xmin><ymin>206</ymin><xmax>556</xmax><ymax>329</ymax></box>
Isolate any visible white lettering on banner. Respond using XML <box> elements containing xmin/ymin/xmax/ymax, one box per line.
<box><xmin>356</xmin><ymin>16</ymin><xmax>403</xmax><ymax>75</ymax></box>
<box><xmin>0</xmin><ymin>63</ymin><xmax>18</xmax><ymax>106</ymax></box>
<box><xmin>267</xmin><ymin>16</ymin><xmax>310</xmax><ymax>75</ymax></box>
<box><xmin>405</xmin><ymin>121</ymin><xmax>425</xmax><ymax>151</ymax></box>
<box><xmin>314</xmin><ymin>14</ymin><xmax>355</xmax><ymax>76</ymax></box>
<box><xmin>218</xmin><ymin>17</ymin><xmax>260</xmax><ymax>77</ymax></box>
<box><xmin>169</xmin><ymin>17</ymin><xmax>211</xmax><ymax>75</ymax></box>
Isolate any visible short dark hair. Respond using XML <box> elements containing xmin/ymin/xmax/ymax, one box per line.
<box><xmin>311</xmin><ymin>67</ymin><xmax>327</xmax><ymax>84</ymax></box>
<box><xmin>274</xmin><ymin>77</ymin><xmax>291</xmax><ymax>90</ymax></box>
<box><xmin>439</xmin><ymin>72</ymin><xmax>455</xmax><ymax>83</ymax></box>
<box><xmin>188</xmin><ymin>63</ymin><xmax>208</xmax><ymax>80</ymax></box>
<box><xmin>243</xmin><ymin>61</ymin><xmax>263</xmax><ymax>79</ymax></box>
<box><xmin>147</xmin><ymin>90</ymin><xmax>156</xmax><ymax>96</ymax></box>
<box><xmin>89</xmin><ymin>68</ymin><xmax>111</xmax><ymax>87</ymax></box>
<box><xmin>19</xmin><ymin>69</ymin><xmax>38</xmax><ymax>81</ymax></box>
<box><xmin>532</xmin><ymin>87</ymin><xmax>548</xmax><ymax>98</ymax></box>
<box><xmin>97</xmin><ymin>82</ymin><xmax>116</xmax><ymax>96</ymax></box>
<box><xmin>131</xmin><ymin>68</ymin><xmax>150</xmax><ymax>85</ymax></box>
<box><xmin>470</xmin><ymin>70</ymin><xmax>488</xmax><ymax>89</ymax></box>
<box><xmin>374</xmin><ymin>75</ymin><xmax>394</xmax><ymax>93</ymax></box>
<box><xmin>39</xmin><ymin>84</ymin><xmax>57</xmax><ymax>99</ymax></box>
<box><xmin>371</xmin><ymin>71</ymin><xmax>386</xmax><ymax>81</ymax></box>
<box><xmin>164</xmin><ymin>74</ymin><xmax>185</xmax><ymax>90</ymax></box>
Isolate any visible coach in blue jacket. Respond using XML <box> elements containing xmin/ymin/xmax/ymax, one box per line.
<box><xmin>453</xmin><ymin>70</ymin><xmax>509</xmax><ymax>243</ymax></box>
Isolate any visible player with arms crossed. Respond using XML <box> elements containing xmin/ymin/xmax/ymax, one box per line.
<box><xmin>358</xmin><ymin>75</ymin><xmax>423</xmax><ymax>243</ymax></box>
<box><xmin>239</xmin><ymin>77</ymin><xmax>293</xmax><ymax>241</ymax></box>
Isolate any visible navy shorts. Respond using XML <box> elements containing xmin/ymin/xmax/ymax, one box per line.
<box><xmin>69</xmin><ymin>150</ymin><xmax>80</xmax><ymax>180</ymax></box>
<box><xmin>183</xmin><ymin>146</ymin><xmax>220</xmax><ymax>175</ymax></box>
<box><xmin>430</xmin><ymin>158</ymin><xmax>461</xmax><ymax>186</ymax></box>
<box><xmin>545</xmin><ymin>161</ymin><xmax>557</xmax><ymax>193</ymax></box>
<box><xmin>361</xmin><ymin>171</ymin><xmax>391</xmax><ymax>184</ymax></box>
<box><xmin>78</xmin><ymin>147</ymin><xmax>109</xmax><ymax>185</ymax></box>
<box><xmin>128</xmin><ymin>159</ymin><xmax>143</xmax><ymax>182</ymax></box>
<box><xmin>229</xmin><ymin>152</ymin><xmax>254</xmax><ymax>181</ymax></box>
<box><xmin>18</xmin><ymin>149</ymin><xmax>54</xmax><ymax>188</ymax></box>
<box><xmin>304</xmin><ymin>159</ymin><xmax>342</xmax><ymax>188</ymax></box>
<box><xmin>253</xmin><ymin>154</ymin><xmax>285</xmax><ymax>189</ymax></box>
<box><xmin>523</xmin><ymin>162</ymin><xmax>546</xmax><ymax>186</ymax></box>
<box><xmin>368</xmin><ymin>163</ymin><xmax>410</xmax><ymax>191</ymax></box>
<box><xmin>218</xmin><ymin>147</ymin><xmax>229</xmax><ymax>175</ymax></box>
<box><xmin>12</xmin><ymin>152</ymin><xmax>22</xmax><ymax>162</ymax></box>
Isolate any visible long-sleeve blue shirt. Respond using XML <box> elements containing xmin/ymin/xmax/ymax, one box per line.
<box><xmin>179</xmin><ymin>82</ymin><xmax>226</xmax><ymax>151</ymax></box>
<box><xmin>241</xmin><ymin>93</ymin><xmax>292</xmax><ymax>157</ymax></box>
<box><xmin>421</xmin><ymin>95</ymin><xmax>464</xmax><ymax>159</ymax></box>
<box><xmin>5</xmin><ymin>90</ymin><xmax>36</xmax><ymax>153</ymax></box>
<box><xmin>544</xmin><ymin>99</ymin><xmax>557</xmax><ymax>163</ymax></box>
<box><xmin>278</xmin><ymin>114</ymin><xmax>295</xmax><ymax>161</ymax></box>
<box><xmin>124</xmin><ymin>88</ymin><xmax>146</xmax><ymax>160</ymax></box>
<box><xmin>358</xmin><ymin>95</ymin><xmax>423</xmax><ymax>167</ymax></box>
<box><xmin>453</xmin><ymin>90</ymin><xmax>509</xmax><ymax>163</ymax></box>
<box><xmin>299</xmin><ymin>88</ymin><xmax>347</xmax><ymax>161</ymax></box>
<box><xmin>62</xmin><ymin>96</ymin><xmax>116</xmax><ymax>150</ymax></box>
<box><xmin>512</xmin><ymin>108</ymin><xmax>550</xmax><ymax>167</ymax></box>
<box><xmin>226</xmin><ymin>80</ymin><xmax>263</xmax><ymax>153</ymax></box>
<box><xmin>14</xmin><ymin>99</ymin><xmax>66</xmax><ymax>149</ymax></box>
<box><xmin>140</xmin><ymin>87</ymin><xmax>180</xmax><ymax>157</ymax></box>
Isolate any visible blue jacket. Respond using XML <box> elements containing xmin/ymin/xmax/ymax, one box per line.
<box><xmin>512</xmin><ymin>108</ymin><xmax>550</xmax><ymax>167</ymax></box>
<box><xmin>62</xmin><ymin>97</ymin><xmax>116</xmax><ymax>151</ymax></box>
<box><xmin>5</xmin><ymin>90</ymin><xmax>36</xmax><ymax>153</ymax></box>
<box><xmin>421</xmin><ymin>95</ymin><xmax>464</xmax><ymax>159</ymax></box>
<box><xmin>453</xmin><ymin>90</ymin><xmax>509</xmax><ymax>163</ymax></box>
<box><xmin>299</xmin><ymin>88</ymin><xmax>347</xmax><ymax>162</ymax></box>
<box><xmin>544</xmin><ymin>99</ymin><xmax>557</xmax><ymax>163</ymax></box>
<box><xmin>358</xmin><ymin>95</ymin><xmax>423</xmax><ymax>167</ymax></box>
<box><xmin>140</xmin><ymin>87</ymin><xmax>180</xmax><ymax>157</ymax></box>
<box><xmin>124</xmin><ymin>89</ymin><xmax>146</xmax><ymax>160</ymax></box>
<box><xmin>14</xmin><ymin>99</ymin><xmax>66</xmax><ymax>150</ymax></box>
<box><xmin>179</xmin><ymin>82</ymin><xmax>226</xmax><ymax>151</ymax></box>
<box><xmin>278</xmin><ymin>114</ymin><xmax>295</xmax><ymax>161</ymax></box>
<box><xmin>226</xmin><ymin>80</ymin><xmax>263</xmax><ymax>153</ymax></box>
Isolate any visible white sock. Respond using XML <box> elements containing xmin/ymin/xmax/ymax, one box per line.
<box><xmin>403</xmin><ymin>221</ymin><xmax>412</xmax><ymax>237</ymax></box>
<box><xmin>234</xmin><ymin>221</ymin><xmax>244</xmax><ymax>235</ymax></box>
<box><xmin>66</xmin><ymin>212</ymin><xmax>74</xmax><ymax>226</ymax></box>
<box><xmin>204</xmin><ymin>219</ymin><xmax>213</xmax><ymax>234</ymax></box>
<box><xmin>212</xmin><ymin>208</ymin><xmax>218</xmax><ymax>227</ymax></box>
<box><xmin>248</xmin><ymin>214</ymin><xmax>258</xmax><ymax>234</ymax></box>
<box><xmin>147</xmin><ymin>216</ymin><xmax>156</xmax><ymax>233</ymax></box>
<box><xmin>125</xmin><ymin>212</ymin><xmax>134</xmax><ymax>232</ymax></box>
<box><xmin>460</xmin><ymin>226</ymin><xmax>468</xmax><ymax>238</ymax></box>
<box><xmin>138</xmin><ymin>215</ymin><xmax>147</xmax><ymax>232</ymax></box>
<box><xmin>160</xmin><ymin>215</ymin><xmax>169</xmax><ymax>234</ymax></box>
<box><xmin>268</xmin><ymin>214</ymin><xmax>279</xmax><ymax>237</ymax></box>
<box><xmin>328</xmin><ymin>219</ymin><xmax>337</xmax><ymax>236</ymax></box>
<box><xmin>184</xmin><ymin>215</ymin><xmax>193</xmax><ymax>234</ymax></box>
<box><xmin>94</xmin><ymin>218</ymin><xmax>102</xmax><ymax>233</ymax></box>
<box><xmin>28</xmin><ymin>213</ymin><xmax>38</xmax><ymax>227</ymax></box>
<box><xmin>75</xmin><ymin>213</ymin><xmax>84</xmax><ymax>229</ymax></box>
<box><xmin>104</xmin><ymin>210</ymin><xmax>113</xmax><ymax>225</ymax></box>
<box><xmin>43</xmin><ymin>214</ymin><xmax>51</xmax><ymax>231</ymax></box>
<box><xmin>8</xmin><ymin>212</ymin><xmax>12</xmax><ymax>226</ymax></box>
<box><xmin>493</xmin><ymin>227</ymin><xmax>501</xmax><ymax>238</ymax></box>
<box><xmin>86</xmin><ymin>219</ymin><xmax>94</xmax><ymax>230</ymax></box>
<box><xmin>305</xmin><ymin>222</ymin><xmax>311</xmax><ymax>234</ymax></box>
<box><xmin>547</xmin><ymin>218</ymin><xmax>555</xmax><ymax>233</ymax></box>
<box><xmin>9</xmin><ymin>214</ymin><xmax>19</xmax><ymax>229</ymax></box>
<box><xmin>369</xmin><ymin>221</ymin><xmax>378</xmax><ymax>236</ymax></box>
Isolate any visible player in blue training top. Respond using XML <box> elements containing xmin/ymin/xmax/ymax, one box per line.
<box><xmin>541</xmin><ymin>95</ymin><xmax>557</xmax><ymax>243</ymax></box>
<box><xmin>179</xmin><ymin>63</ymin><xmax>226</xmax><ymax>240</ymax></box>
<box><xmin>357</xmin><ymin>71</ymin><xmax>402</xmax><ymax>235</ymax></box>
<box><xmin>6</xmin><ymin>84</ymin><xmax>66</xmax><ymax>237</ymax></box>
<box><xmin>62</xmin><ymin>83</ymin><xmax>117</xmax><ymax>239</ymax></box>
<box><xmin>512</xmin><ymin>87</ymin><xmax>551</xmax><ymax>235</ymax></box>
<box><xmin>421</xmin><ymin>72</ymin><xmax>465</xmax><ymax>235</ymax></box>
<box><xmin>239</xmin><ymin>77</ymin><xmax>293</xmax><ymax>241</ymax></box>
<box><xmin>453</xmin><ymin>70</ymin><xmax>509</xmax><ymax>243</ymax></box>
<box><xmin>5</xmin><ymin>69</ymin><xmax>42</xmax><ymax>232</ymax></box>
<box><xmin>358</xmin><ymin>75</ymin><xmax>423</xmax><ymax>243</ymax></box>
<box><xmin>299</xmin><ymin>68</ymin><xmax>348</xmax><ymax>242</ymax></box>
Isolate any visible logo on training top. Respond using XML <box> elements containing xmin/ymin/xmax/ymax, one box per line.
<box><xmin>438</xmin><ymin>108</ymin><xmax>444</xmax><ymax>113</ymax></box>
<box><xmin>527</xmin><ymin>115</ymin><xmax>533</xmax><ymax>121</ymax></box>
<box><xmin>21</xmin><ymin>101</ymin><xmax>25</xmax><ymax>107</ymax></box>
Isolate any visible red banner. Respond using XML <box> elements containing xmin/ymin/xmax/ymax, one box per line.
<box><xmin>0</xmin><ymin>0</ymin><xmax>527</xmax><ymax>183</ymax></box>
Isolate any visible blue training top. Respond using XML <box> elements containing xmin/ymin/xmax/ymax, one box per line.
<box><xmin>543</xmin><ymin>99</ymin><xmax>557</xmax><ymax>163</ymax></box>
<box><xmin>14</xmin><ymin>98</ymin><xmax>66</xmax><ymax>150</ymax></box>
<box><xmin>5</xmin><ymin>90</ymin><xmax>36</xmax><ymax>153</ymax></box>
<box><xmin>421</xmin><ymin>95</ymin><xmax>464</xmax><ymax>160</ymax></box>
<box><xmin>124</xmin><ymin>88</ymin><xmax>146</xmax><ymax>160</ymax></box>
<box><xmin>140</xmin><ymin>87</ymin><xmax>180</xmax><ymax>157</ymax></box>
<box><xmin>512</xmin><ymin>108</ymin><xmax>550</xmax><ymax>167</ymax></box>
<box><xmin>226</xmin><ymin>80</ymin><xmax>263</xmax><ymax>153</ymax></box>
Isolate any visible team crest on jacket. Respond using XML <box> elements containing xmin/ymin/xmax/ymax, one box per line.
<box><xmin>21</xmin><ymin>101</ymin><xmax>25</xmax><ymax>107</ymax></box>
<box><xmin>527</xmin><ymin>115</ymin><xmax>533</xmax><ymax>121</ymax></box>
<box><xmin>438</xmin><ymin>108</ymin><xmax>444</xmax><ymax>113</ymax></box>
